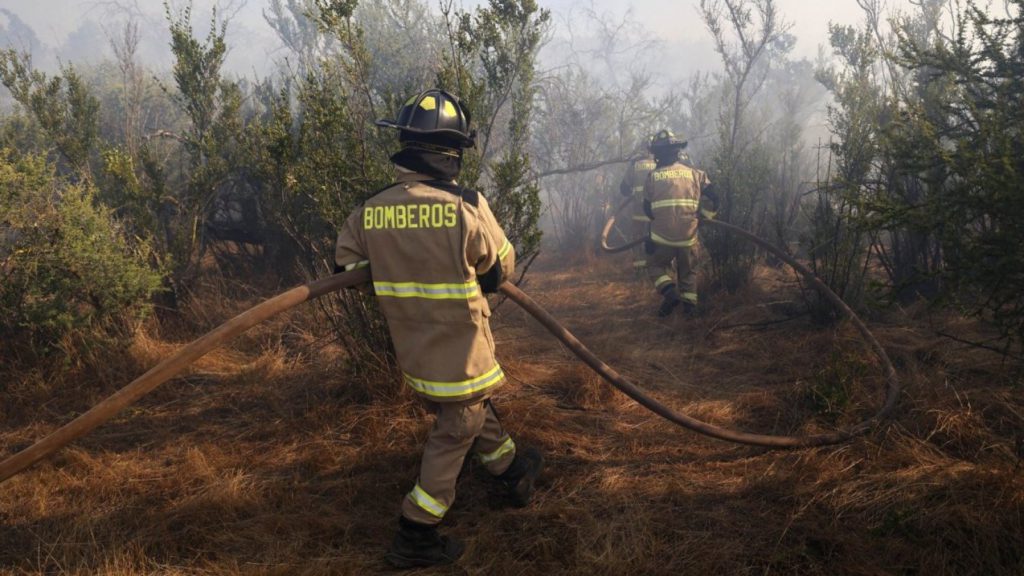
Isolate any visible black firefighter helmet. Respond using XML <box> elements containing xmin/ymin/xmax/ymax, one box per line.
<box><xmin>648</xmin><ymin>129</ymin><xmax>688</xmax><ymax>152</ymax></box>
<box><xmin>375</xmin><ymin>89</ymin><xmax>476</xmax><ymax>152</ymax></box>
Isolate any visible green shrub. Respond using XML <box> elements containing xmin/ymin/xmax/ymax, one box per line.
<box><xmin>0</xmin><ymin>149</ymin><xmax>163</xmax><ymax>349</ymax></box>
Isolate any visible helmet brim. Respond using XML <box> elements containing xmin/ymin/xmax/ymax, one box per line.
<box><xmin>375</xmin><ymin>118</ymin><xmax>476</xmax><ymax>147</ymax></box>
<box><xmin>375</xmin><ymin>118</ymin><xmax>402</xmax><ymax>129</ymax></box>
<box><xmin>650</xmin><ymin>140</ymin><xmax>688</xmax><ymax>151</ymax></box>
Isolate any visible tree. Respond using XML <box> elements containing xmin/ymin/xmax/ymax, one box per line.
<box><xmin>437</xmin><ymin>0</ymin><xmax>551</xmax><ymax>269</ymax></box>
<box><xmin>889</xmin><ymin>0</ymin><xmax>1024</xmax><ymax>348</ymax></box>
<box><xmin>699</xmin><ymin>0</ymin><xmax>794</xmax><ymax>291</ymax></box>
<box><xmin>0</xmin><ymin>50</ymin><xmax>100</xmax><ymax>177</ymax></box>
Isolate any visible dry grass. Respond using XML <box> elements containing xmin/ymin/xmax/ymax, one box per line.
<box><xmin>2</xmin><ymin>253</ymin><xmax>1022</xmax><ymax>575</ymax></box>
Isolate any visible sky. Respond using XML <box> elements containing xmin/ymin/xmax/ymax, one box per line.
<box><xmin>0</xmin><ymin>0</ymin><xmax>932</xmax><ymax>76</ymax></box>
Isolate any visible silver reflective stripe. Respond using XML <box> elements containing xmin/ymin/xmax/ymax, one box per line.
<box><xmin>343</xmin><ymin>260</ymin><xmax>369</xmax><ymax>272</ymax></box>
<box><xmin>404</xmin><ymin>364</ymin><xmax>505</xmax><ymax>398</ymax></box>
<box><xmin>479</xmin><ymin>436</ymin><xmax>516</xmax><ymax>464</ymax></box>
<box><xmin>373</xmin><ymin>280</ymin><xmax>479</xmax><ymax>300</ymax></box>
<box><xmin>651</xmin><ymin>199</ymin><xmax>699</xmax><ymax>210</ymax></box>
<box><xmin>650</xmin><ymin>231</ymin><xmax>698</xmax><ymax>248</ymax></box>
<box><xmin>409</xmin><ymin>483</ymin><xmax>447</xmax><ymax>518</ymax></box>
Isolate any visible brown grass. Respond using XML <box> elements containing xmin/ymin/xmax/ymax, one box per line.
<box><xmin>2</xmin><ymin>253</ymin><xmax>1022</xmax><ymax>575</ymax></box>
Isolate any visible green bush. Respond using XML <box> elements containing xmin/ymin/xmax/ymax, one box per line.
<box><xmin>0</xmin><ymin>148</ymin><xmax>163</xmax><ymax>348</ymax></box>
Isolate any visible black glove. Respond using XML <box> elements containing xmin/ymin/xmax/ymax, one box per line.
<box><xmin>477</xmin><ymin>262</ymin><xmax>504</xmax><ymax>294</ymax></box>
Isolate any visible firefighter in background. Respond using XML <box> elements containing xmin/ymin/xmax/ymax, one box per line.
<box><xmin>618</xmin><ymin>138</ymin><xmax>657</xmax><ymax>272</ymax></box>
<box><xmin>334</xmin><ymin>89</ymin><xmax>543</xmax><ymax>568</ymax></box>
<box><xmin>642</xmin><ymin>129</ymin><xmax>719</xmax><ymax>317</ymax></box>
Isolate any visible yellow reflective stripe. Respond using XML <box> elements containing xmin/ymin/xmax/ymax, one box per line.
<box><xmin>700</xmin><ymin>208</ymin><xmax>717</xmax><ymax>219</ymax></box>
<box><xmin>479</xmin><ymin>436</ymin><xmax>516</xmax><ymax>464</ymax></box>
<box><xmin>651</xmin><ymin>231</ymin><xmax>698</xmax><ymax>248</ymax></box>
<box><xmin>631</xmin><ymin>214</ymin><xmax>651</xmax><ymax>222</ymax></box>
<box><xmin>632</xmin><ymin>185</ymin><xmax>645</xmax><ymax>193</ymax></box>
<box><xmin>374</xmin><ymin>280</ymin><xmax>479</xmax><ymax>300</ymax></box>
<box><xmin>651</xmin><ymin>199</ymin><xmax>699</xmax><ymax>210</ymax></box>
<box><xmin>409</xmin><ymin>483</ymin><xmax>447</xmax><ymax>518</ymax></box>
<box><xmin>404</xmin><ymin>364</ymin><xmax>505</xmax><ymax>398</ymax></box>
<box><xmin>655</xmin><ymin>275</ymin><xmax>674</xmax><ymax>290</ymax></box>
<box><xmin>343</xmin><ymin>260</ymin><xmax>369</xmax><ymax>272</ymax></box>
<box><xmin>633</xmin><ymin>260</ymin><xmax>647</xmax><ymax>268</ymax></box>
<box><xmin>682</xmin><ymin>292</ymin><xmax>698</xmax><ymax>304</ymax></box>
<box><xmin>498</xmin><ymin>239</ymin><xmax>513</xmax><ymax>260</ymax></box>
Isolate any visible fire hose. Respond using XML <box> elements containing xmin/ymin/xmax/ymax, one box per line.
<box><xmin>0</xmin><ymin>220</ymin><xmax>899</xmax><ymax>483</ymax></box>
<box><xmin>598</xmin><ymin>197</ymin><xmax>900</xmax><ymax>444</ymax></box>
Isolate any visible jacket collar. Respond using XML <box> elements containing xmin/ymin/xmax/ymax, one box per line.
<box><xmin>395</xmin><ymin>169</ymin><xmax>456</xmax><ymax>185</ymax></box>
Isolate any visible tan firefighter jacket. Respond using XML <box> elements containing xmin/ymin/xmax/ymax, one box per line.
<box><xmin>334</xmin><ymin>171</ymin><xmax>516</xmax><ymax>403</ymax></box>
<box><xmin>619</xmin><ymin>155</ymin><xmax>658</xmax><ymax>222</ymax></box>
<box><xmin>643</xmin><ymin>161</ymin><xmax>713</xmax><ymax>248</ymax></box>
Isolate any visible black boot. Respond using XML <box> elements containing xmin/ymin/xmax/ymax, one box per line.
<box><xmin>496</xmin><ymin>447</ymin><xmax>544</xmax><ymax>507</ymax></box>
<box><xmin>681</xmin><ymin>301</ymin><xmax>697</xmax><ymax>317</ymax></box>
<box><xmin>384</xmin><ymin>517</ymin><xmax>464</xmax><ymax>569</ymax></box>
<box><xmin>657</xmin><ymin>290</ymin><xmax>681</xmax><ymax>317</ymax></box>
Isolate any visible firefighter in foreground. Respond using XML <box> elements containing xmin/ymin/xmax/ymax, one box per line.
<box><xmin>642</xmin><ymin>130</ymin><xmax>719</xmax><ymax>317</ymax></box>
<box><xmin>334</xmin><ymin>89</ymin><xmax>543</xmax><ymax>568</ymax></box>
<box><xmin>617</xmin><ymin>138</ymin><xmax>658</xmax><ymax>272</ymax></box>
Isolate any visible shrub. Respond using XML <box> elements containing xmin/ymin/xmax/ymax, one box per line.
<box><xmin>0</xmin><ymin>149</ymin><xmax>163</xmax><ymax>350</ymax></box>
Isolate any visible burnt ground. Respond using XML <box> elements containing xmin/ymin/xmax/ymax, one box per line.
<box><xmin>1</xmin><ymin>252</ymin><xmax>1022</xmax><ymax>575</ymax></box>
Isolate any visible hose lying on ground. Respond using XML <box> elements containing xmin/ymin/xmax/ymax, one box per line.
<box><xmin>597</xmin><ymin>209</ymin><xmax>900</xmax><ymax>446</ymax></box>
<box><xmin>0</xmin><ymin>218</ymin><xmax>900</xmax><ymax>483</ymax></box>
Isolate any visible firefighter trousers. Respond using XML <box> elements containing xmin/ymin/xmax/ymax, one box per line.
<box><xmin>647</xmin><ymin>242</ymin><xmax>698</xmax><ymax>305</ymax></box>
<box><xmin>631</xmin><ymin>218</ymin><xmax>650</xmax><ymax>270</ymax></box>
<box><xmin>401</xmin><ymin>398</ymin><xmax>517</xmax><ymax>525</ymax></box>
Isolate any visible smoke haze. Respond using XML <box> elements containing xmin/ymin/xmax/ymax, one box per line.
<box><xmin>0</xmin><ymin>0</ymin><xmax>951</xmax><ymax>77</ymax></box>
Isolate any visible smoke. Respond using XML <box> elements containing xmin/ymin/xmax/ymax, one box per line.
<box><xmin>0</xmin><ymin>0</ymin><xmax>979</xmax><ymax>81</ymax></box>
<box><xmin>0</xmin><ymin>0</ymin><xmax>283</xmax><ymax>76</ymax></box>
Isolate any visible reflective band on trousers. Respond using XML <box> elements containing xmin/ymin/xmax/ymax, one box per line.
<box><xmin>682</xmin><ymin>292</ymin><xmax>698</xmax><ymax>304</ymax></box>
<box><xmin>632</xmin><ymin>214</ymin><xmax>652</xmax><ymax>222</ymax></box>
<box><xmin>650</xmin><ymin>231</ymin><xmax>698</xmax><ymax>248</ymax></box>
<box><xmin>404</xmin><ymin>364</ymin><xmax>505</xmax><ymax>398</ymax></box>
<box><xmin>498</xmin><ymin>239</ymin><xmax>513</xmax><ymax>260</ymax></box>
<box><xmin>374</xmin><ymin>280</ymin><xmax>479</xmax><ymax>300</ymax></box>
<box><xmin>655</xmin><ymin>275</ymin><xmax>674</xmax><ymax>290</ymax></box>
<box><xmin>651</xmin><ymin>198</ymin><xmax>699</xmax><ymax>210</ymax></box>
<box><xmin>479</xmin><ymin>436</ymin><xmax>516</xmax><ymax>464</ymax></box>
<box><xmin>409</xmin><ymin>483</ymin><xmax>447</xmax><ymax>518</ymax></box>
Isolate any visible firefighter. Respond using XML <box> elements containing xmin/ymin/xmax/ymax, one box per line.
<box><xmin>642</xmin><ymin>129</ymin><xmax>719</xmax><ymax>317</ymax></box>
<box><xmin>334</xmin><ymin>89</ymin><xmax>544</xmax><ymax>568</ymax></box>
<box><xmin>618</xmin><ymin>138</ymin><xmax>658</xmax><ymax>272</ymax></box>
